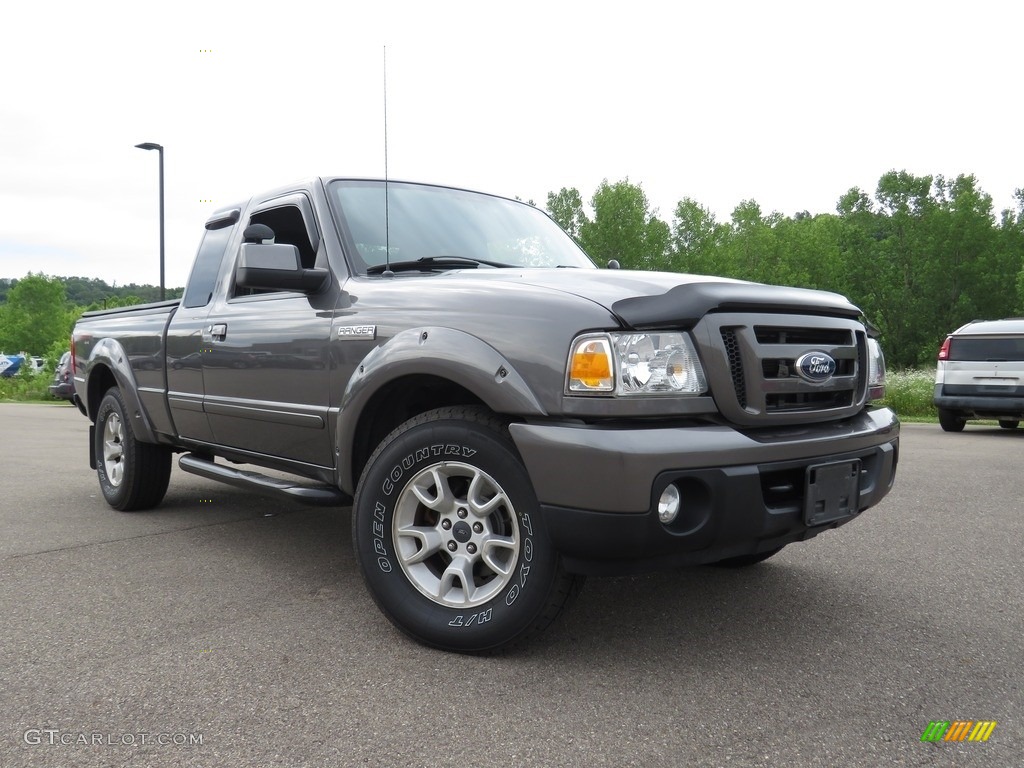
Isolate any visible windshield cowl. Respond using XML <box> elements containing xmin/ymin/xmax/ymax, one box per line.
<box><xmin>364</xmin><ymin>255</ymin><xmax>521</xmax><ymax>275</ymax></box>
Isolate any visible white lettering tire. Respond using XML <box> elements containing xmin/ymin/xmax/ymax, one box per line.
<box><xmin>352</xmin><ymin>407</ymin><xmax>582</xmax><ymax>653</ymax></box>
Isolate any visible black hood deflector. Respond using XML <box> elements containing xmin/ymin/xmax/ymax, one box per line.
<box><xmin>611</xmin><ymin>282</ymin><xmax>862</xmax><ymax>330</ymax></box>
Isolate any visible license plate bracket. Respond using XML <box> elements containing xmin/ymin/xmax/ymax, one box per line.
<box><xmin>804</xmin><ymin>460</ymin><xmax>861</xmax><ymax>526</ymax></box>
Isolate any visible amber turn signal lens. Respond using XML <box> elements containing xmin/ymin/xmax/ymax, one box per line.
<box><xmin>568</xmin><ymin>338</ymin><xmax>614</xmax><ymax>392</ymax></box>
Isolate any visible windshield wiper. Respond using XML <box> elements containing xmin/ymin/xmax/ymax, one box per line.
<box><xmin>365</xmin><ymin>255</ymin><xmax>517</xmax><ymax>275</ymax></box>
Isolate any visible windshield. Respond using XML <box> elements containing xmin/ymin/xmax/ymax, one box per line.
<box><xmin>328</xmin><ymin>180</ymin><xmax>596</xmax><ymax>274</ymax></box>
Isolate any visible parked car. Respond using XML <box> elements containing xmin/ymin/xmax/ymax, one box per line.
<box><xmin>934</xmin><ymin>318</ymin><xmax>1024</xmax><ymax>431</ymax></box>
<box><xmin>49</xmin><ymin>352</ymin><xmax>74</xmax><ymax>401</ymax></box>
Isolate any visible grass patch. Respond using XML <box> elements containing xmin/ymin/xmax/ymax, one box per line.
<box><xmin>0</xmin><ymin>371</ymin><xmax>57</xmax><ymax>402</ymax></box>
<box><xmin>879</xmin><ymin>368</ymin><xmax>936</xmax><ymax>419</ymax></box>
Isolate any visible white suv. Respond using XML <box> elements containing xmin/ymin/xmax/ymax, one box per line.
<box><xmin>934</xmin><ymin>318</ymin><xmax>1024</xmax><ymax>432</ymax></box>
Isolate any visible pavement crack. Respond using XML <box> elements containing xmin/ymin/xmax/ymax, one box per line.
<box><xmin>3</xmin><ymin>515</ymin><xmax>263</xmax><ymax>561</ymax></box>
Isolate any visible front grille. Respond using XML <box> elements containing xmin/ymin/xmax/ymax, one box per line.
<box><xmin>755</xmin><ymin>327</ymin><xmax>852</xmax><ymax>346</ymax></box>
<box><xmin>765</xmin><ymin>389</ymin><xmax>854</xmax><ymax>412</ymax></box>
<box><xmin>708</xmin><ymin>314</ymin><xmax>866</xmax><ymax>425</ymax></box>
<box><xmin>721</xmin><ymin>328</ymin><xmax>747</xmax><ymax>408</ymax></box>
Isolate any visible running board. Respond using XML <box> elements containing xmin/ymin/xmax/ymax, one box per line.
<box><xmin>178</xmin><ymin>454</ymin><xmax>352</xmax><ymax>507</ymax></box>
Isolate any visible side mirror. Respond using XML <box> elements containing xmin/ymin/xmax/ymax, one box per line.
<box><xmin>236</xmin><ymin>243</ymin><xmax>329</xmax><ymax>293</ymax></box>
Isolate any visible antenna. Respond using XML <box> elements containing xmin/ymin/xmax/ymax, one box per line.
<box><xmin>382</xmin><ymin>45</ymin><xmax>394</xmax><ymax>278</ymax></box>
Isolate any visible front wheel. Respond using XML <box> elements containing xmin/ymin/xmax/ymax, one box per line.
<box><xmin>352</xmin><ymin>407</ymin><xmax>583</xmax><ymax>653</ymax></box>
<box><xmin>998</xmin><ymin>419</ymin><xmax>1019</xmax><ymax>430</ymax></box>
<box><xmin>95</xmin><ymin>387</ymin><xmax>172</xmax><ymax>511</ymax></box>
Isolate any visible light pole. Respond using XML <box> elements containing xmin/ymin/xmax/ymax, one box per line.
<box><xmin>135</xmin><ymin>142</ymin><xmax>165</xmax><ymax>300</ymax></box>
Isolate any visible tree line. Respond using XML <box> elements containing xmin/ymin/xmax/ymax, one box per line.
<box><xmin>0</xmin><ymin>276</ymin><xmax>182</xmax><ymax>307</ymax></box>
<box><xmin>4</xmin><ymin>169</ymin><xmax>1022</xmax><ymax>369</ymax></box>
<box><xmin>0</xmin><ymin>276</ymin><xmax>183</xmax><ymax>364</ymax></box>
<box><xmin>548</xmin><ymin>170</ymin><xmax>1024</xmax><ymax>368</ymax></box>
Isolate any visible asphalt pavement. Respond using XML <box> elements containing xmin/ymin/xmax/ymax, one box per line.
<box><xmin>0</xmin><ymin>403</ymin><xmax>1020</xmax><ymax>767</ymax></box>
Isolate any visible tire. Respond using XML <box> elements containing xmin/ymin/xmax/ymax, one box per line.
<box><xmin>938</xmin><ymin>409</ymin><xmax>966</xmax><ymax>433</ymax></box>
<box><xmin>998</xmin><ymin>420</ymin><xmax>1019</xmax><ymax>430</ymax></box>
<box><xmin>352</xmin><ymin>406</ymin><xmax>583</xmax><ymax>653</ymax></box>
<box><xmin>95</xmin><ymin>387</ymin><xmax>172</xmax><ymax>511</ymax></box>
<box><xmin>710</xmin><ymin>547</ymin><xmax>783</xmax><ymax>568</ymax></box>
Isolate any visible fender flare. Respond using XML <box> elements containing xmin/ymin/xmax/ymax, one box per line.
<box><xmin>85</xmin><ymin>338</ymin><xmax>159</xmax><ymax>445</ymax></box>
<box><xmin>335</xmin><ymin>327</ymin><xmax>547</xmax><ymax>492</ymax></box>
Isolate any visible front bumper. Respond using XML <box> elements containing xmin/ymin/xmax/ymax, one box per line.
<box><xmin>509</xmin><ymin>408</ymin><xmax>899</xmax><ymax>575</ymax></box>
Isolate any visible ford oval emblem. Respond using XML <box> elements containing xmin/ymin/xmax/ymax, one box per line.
<box><xmin>796</xmin><ymin>352</ymin><xmax>836</xmax><ymax>382</ymax></box>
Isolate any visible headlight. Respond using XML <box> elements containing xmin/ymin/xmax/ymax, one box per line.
<box><xmin>567</xmin><ymin>332</ymin><xmax>707</xmax><ymax>396</ymax></box>
<box><xmin>867</xmin><ymin>337</ymin><xmax>886</xmax><ymax>401</ymax></box>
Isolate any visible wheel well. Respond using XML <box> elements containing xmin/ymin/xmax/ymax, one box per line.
<box><xmin>87</xmin><ymin>364</ymin><xmax>116</xmax><ymax>420</ymax></box>
<box><xmin>351</xmin><ymin>375</ymin><xmax>487</xmax><ymax>485</ymax></box>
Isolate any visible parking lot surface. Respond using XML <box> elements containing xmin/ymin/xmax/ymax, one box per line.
<box><xmin>1</xmin><ymin>403</ymin><xmax>1020</xmax><ymax>767</ymax></box>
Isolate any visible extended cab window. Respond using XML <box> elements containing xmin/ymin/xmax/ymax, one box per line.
<box><xmin>183</xmin><ymin>223</ymin><xmax>233</xmax><ymax>308</ymax></box>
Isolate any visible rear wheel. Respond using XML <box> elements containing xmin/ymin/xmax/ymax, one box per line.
<box><xmin>95</xmin><ymin>387</ymin><xmax>172</xmax><ymax>511</ymax></box>
<box><xmin>352</xmin><ymin>406</ymin><xmax>583</xmax><ymax>653</ymax></box>
<box><xmin>938</xmin><ymin>409</ymin><xmax>966</xmax><ymax>433</ymax></box>
<box><xmin>998</xmin><ymin>419</ymin><xmax>1019</xmax><ymax>430</ymax></box>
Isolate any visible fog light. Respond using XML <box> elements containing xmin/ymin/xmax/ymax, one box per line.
<box><xmin>658</xmin><ymin>485</ymin><xmax>681</xmax><ymax>524</ymax></box>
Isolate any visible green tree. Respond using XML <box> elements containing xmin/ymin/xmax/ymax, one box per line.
<box><xmin>1000</xmin><ymin>189</ymin><xmax>1024</xmax><ymax>313</ymax></box>
<box><xmin>928</xmin><ymin>174</ymin><xmax>1012</xmax><ymax>337</ymax></box>
<box><xmin>828</xmin><ymin>171</ymin><xmax>1023</xmax><ymax>367</ymax></box>
<box><xmin>859</xmin><ymin>171</ymin><xmax>937</xmax><ymax>366</ymax></box>
<box><xmin>771</xmin><ymin>213</ymin><xmax>850</xmax><ymax>292</ymax></box>
<box><xmin>546</xmin><ymin>187</ymin><xmax>588</xmax><ymax>243</ymax></box>
<box><xmin>718</xmin><ymin>199</ymin><xmax>784</xmax><ymax>283</ymax></box>
<box><xmin>0</xmin><ymin>273</ymin><xmax>71</xmax><ymax>354</ymax></box>
<box><xmin>580</xmin><ymin>179</ymin><xmax>669</xmax><ymax>270</ymax></box>
<box><xmin>669</xmin><ymin>198</ymin><xmax>728</xmax><ymax>275</ymax></box>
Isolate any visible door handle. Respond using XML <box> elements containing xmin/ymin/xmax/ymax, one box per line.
<box><xmin>203</xmin><ymin>323</ymin><xmax>228</xmax><ymax>342</ymax></box>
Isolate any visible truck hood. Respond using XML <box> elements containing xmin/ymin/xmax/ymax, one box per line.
<box><xmin>458</xmin><ymin>268</ymin><xmax>863</xmax><ymax>329</ymax></box>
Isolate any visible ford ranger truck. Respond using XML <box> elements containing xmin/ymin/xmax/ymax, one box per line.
<box><xmin>72</xmin><ymin>177</ymin><xmax>899</xmax><ymax>653</ymax></box>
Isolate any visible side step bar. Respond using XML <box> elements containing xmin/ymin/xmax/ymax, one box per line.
<box><xmin>178</xmin><ymin>453</ymin><xmax>352</xmax><ymax>507</ymax></box>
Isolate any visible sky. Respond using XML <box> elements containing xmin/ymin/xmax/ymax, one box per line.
<box><xmin>1</xmin><ymin>0</ymin><xmax>1020</xmax><ymax>289</ymax></box>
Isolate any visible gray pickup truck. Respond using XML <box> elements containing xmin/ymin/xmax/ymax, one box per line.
<box><xmin>72</xmin><ymin>177</ymin><xmax>899</xmax><ymax>652</ymax></box>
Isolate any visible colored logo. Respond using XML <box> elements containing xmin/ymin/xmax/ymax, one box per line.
<box><xmin>796</xmin><ymin>351</ymin><xmax>836</xmax><ymax>382</ymax></box>
<box><xmin>920</xmin><ymin>721</ymin><xmax>997</xmax><ymax>742</ymax></box>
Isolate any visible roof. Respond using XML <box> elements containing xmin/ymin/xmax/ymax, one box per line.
<box><xmin>953</xmin><ymin>318</ymin><xmax>1024</xmax><ymax>336</ymax></box>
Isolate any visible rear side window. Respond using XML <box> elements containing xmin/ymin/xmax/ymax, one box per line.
<box><xmin>183</xmin><ymin>225</ymin><xmax>233</xmax><ymax>308</ymax></box>
<box><xmin>948</xmin><ymin>337</ymin><xmax>1024</xmax><ymax>361</ymax></box>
